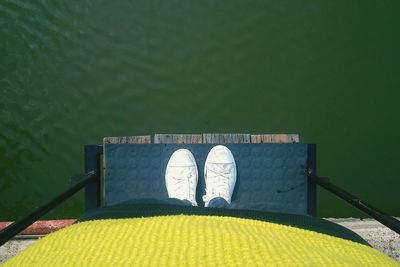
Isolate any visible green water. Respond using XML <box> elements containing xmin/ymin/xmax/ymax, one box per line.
<box><xmin>1</xmin><ymin>1</ymin><xmax>399</xmax><ymax>220</ymax></box>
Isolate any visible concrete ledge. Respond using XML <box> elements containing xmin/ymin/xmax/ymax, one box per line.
<box><xmin>0</xmin><ymin>219</ymin><xmax>75</xmax><ymax>263</ymax></box>
<box><xmin>0</xmin><ymin>237</ymin><xmax>39</xmax><ymax>263</ymax></box>
<box><xmin>327</xmin><ymin>218</ymin><xmax>400</xmax><ymax>261</ymax></box>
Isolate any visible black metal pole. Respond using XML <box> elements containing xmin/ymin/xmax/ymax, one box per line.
<box><xmin>0</xmin><ymin>171</ymin><xmax>97</xmax><ymax>246</ymax></box>
<box><xmin>85</xmin><ymin>145</ymin><xmax>103</xmax><ymax>210</ymax></box>
<box><xmin>309</xmin><ymin>175</ymin><xmax>400</xmax><ymax>235</ymax></box>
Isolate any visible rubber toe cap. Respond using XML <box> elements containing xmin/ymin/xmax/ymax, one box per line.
<box><xmin>168</xmin><ymin>149</ymin><xmax>196</xmax><ymax>167</ymax></box>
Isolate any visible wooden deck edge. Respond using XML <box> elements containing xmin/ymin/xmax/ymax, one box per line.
<box><xmin>103</xmin><ymin>136</ymin><xmax>151</xmax><ymax>144</ymax></box>
<box><xmin>0</xmin><ymin>219</ymin><xmax>75</xmax><ymax>235</ymax></box>
<box><xmin>154</xmin><ymin>134</ymin><xmax>202</xmax><ymax>144</ymax></box>
<box><xmin>103</xmin><ymin>134</ymin><xmax>300</xmax><ymax>144</ymax></box>
<box><xmin>203</xmin><ymin>133</ymin><xmax>251</xmax><ymax>143</ymax></box>
<box><xmin>250</xmin><ymin>134</ymin><xmax>300</xmax><ymax>143</ymax></box>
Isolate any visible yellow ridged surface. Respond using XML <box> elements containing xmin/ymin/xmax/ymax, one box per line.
<box><xmin>3</xmin><ymin>215</ymin><xmax>399</xmax><ymax>266</ymax></box>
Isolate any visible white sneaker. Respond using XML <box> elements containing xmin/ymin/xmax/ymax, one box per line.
<box><xmin>165</xmin><ymin>149</ymin><xmax>198</xmax><ymax>206</ymax></box>
<box><xmin>203</xmin><ymin>145</ymin><xmax>237</xmax><ymax>207</ymax></box>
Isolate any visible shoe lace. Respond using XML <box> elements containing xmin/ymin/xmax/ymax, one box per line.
<box><xmin>171</xmin><ymin>167</ymin><xmax>196</xmax><ymax>200</ymax></box>
<box><xmin>203</xmin><ymin>163</ymin><xmax>234</xmax><ymax>202</ymax></box>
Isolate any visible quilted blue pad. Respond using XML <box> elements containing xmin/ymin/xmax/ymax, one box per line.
<box><xmin>104</xmin><ymin>143</ymin><xmax>309</xmax><ymax>215</ymax></box>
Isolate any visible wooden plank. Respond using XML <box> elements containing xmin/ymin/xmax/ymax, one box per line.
<box><xmin>103</xmin><ymin>134</ymin><xmax>299</xmax><ymax>144</ymax></box>
<box><xmin>250</xmin><ymin>134</ymin><xmax>299</xmax><ymax>143</ymax></box>
<box><xmin>103</xmin><ymin>136</ymin><xmax>151</xmax><ymax>144</ymax></box>
<box><xmin>154</xmin><ymin>134</ymin><xmax>202</xmax><ymax>144</ymax></box>
<box><xmin>202</xmin><ymin>133</ymin><xmax>250</xmax><ymax>144</ymax></box>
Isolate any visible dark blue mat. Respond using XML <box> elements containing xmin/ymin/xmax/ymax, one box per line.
<box><xmin>104</xmin><ymin>143</ymin><xmax>312</xmax><ymax>215</ymax></box>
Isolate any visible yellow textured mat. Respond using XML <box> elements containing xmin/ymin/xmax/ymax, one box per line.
<box><xmin>3</xmin><ymin>215</ymin><xmax>399</xmax><ymax>266</ymax></box>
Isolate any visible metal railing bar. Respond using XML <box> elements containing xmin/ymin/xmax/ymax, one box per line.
<box><xmin>309</xmin><ymin>175</ymin><xmax>400</xmax><ymax>235</ymax></box>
